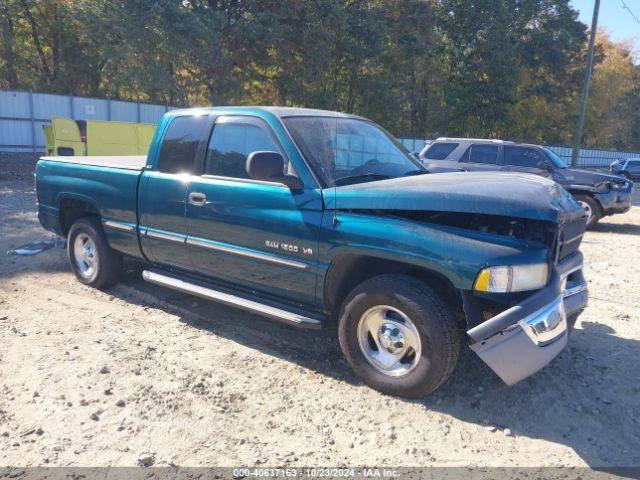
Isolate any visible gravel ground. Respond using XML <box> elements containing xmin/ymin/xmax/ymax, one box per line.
<box><xmin>0</xmin><ymin>153</ymin><xmax>40</xmax><ymax>182</ymax></box>
<box><xmin>1</xmin><ymin>177</ymin><xmax>639</xmax><ymax>468</ymax></box>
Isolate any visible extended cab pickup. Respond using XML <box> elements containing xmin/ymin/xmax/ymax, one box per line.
<box><xmin>35</xmin><ymin>107</ymin><xmax>589</xmax><ymax>398</ymax></box>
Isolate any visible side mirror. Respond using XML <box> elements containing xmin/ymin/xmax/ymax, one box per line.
<box><xmin>537</xmin><ymin>160</ymin><xmax>553</xmax><ymax>171</ymax></box>
<box><xmin>246</xmin><ymin>151</ymin><xmax>303</xmax><ymax>190</ymax></box>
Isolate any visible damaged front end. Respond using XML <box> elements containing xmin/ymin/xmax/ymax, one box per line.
<box><xmin>464</xmin><ymin>252</ymin><xmax>587</xmax><ymax>384</ymax></box>
<box><xmin>326</xmin><ymin>172</ymin><xmax>589</xmax><ymax>385</ymax></box>
<box><xmin>459</xmin><ymin>213</ymin><xmax>588</xmax><ymax>385</ymax></box>
<box><xmin>346</xmin><ymin>207</ymin><xmax>589</xmax><ymax>385</ymax></box>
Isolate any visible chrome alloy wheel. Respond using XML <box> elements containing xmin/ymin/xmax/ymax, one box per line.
<box><xmin>73</xmin><ymin>233</ymin><xmax>97</xmax><ymax>279</ymax></box>
<box><xmin>357</xmin><ymin>305</ymin><xmax>422</xmax><ymax>377</ymax></box>
<box><xmin>578</xmin><ymin>200</ymin><xmax>593</xmax><ymax>224</ymax></box>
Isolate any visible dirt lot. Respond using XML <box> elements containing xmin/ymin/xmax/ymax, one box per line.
<box><xmin>1</xmin><ymin>177</ymin><xmax>639</xmax><ymax>468</ymax></box>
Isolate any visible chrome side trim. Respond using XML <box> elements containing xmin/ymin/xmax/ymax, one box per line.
<box><xmin>104</xmin><ymin>220</ymin><xmax>135</xmax><ymax>232</ymax></box>
<box><xmin>186</xmin><ymin>236</ymin><xmax>308</xmax><ymax>270</ymax></box>
<box><xmin>145</xmin><ymin>229</ymin><xmax>186</xmax><ymax>243</ymax></box>
<box><xmin>142</xmin><ymin>270</ymin><xmax>321</xmax><ymax>328</ymax></box>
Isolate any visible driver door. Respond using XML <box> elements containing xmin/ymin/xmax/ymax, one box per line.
<box><xmin>503</xmin><ymin>146</ymin><xmax>551</xmax><ymax>177</ymax></box>
<box><xmin>184</xmin><ymin>115</ymin><xmax>322</xmax><ymax>307</ymax></box>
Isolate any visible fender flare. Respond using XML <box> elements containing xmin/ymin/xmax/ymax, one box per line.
<box><xmin>56</xmin><ymin>193</ymin><xmax>102</xmax><ymax>234</ymax></box>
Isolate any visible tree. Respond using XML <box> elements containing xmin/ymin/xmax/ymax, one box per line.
<box><xmin>0</xmin><ymin>0</ymin><xmax>19</xmax><ymax>88</ymax></box>
<box><xmin>1</xmin><ymin>0</ymin><xmax>638</xmax><ymax>151</ymax></box>
<box><xmin>581</xmin><ymin>31</ymin><xmax>639</xmax><ymax>150</ymax></box>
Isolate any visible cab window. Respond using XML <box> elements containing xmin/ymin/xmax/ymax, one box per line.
<box><xmin>504</xmin><ymin>146</ymin><xmax>545</xmax><ymax>168</ymax></box>
<box><xmin>157</xmin><ymin>115</ymin><xmax>208</xmax><ymax>174</ymax></box>
<box><xmin>463</xmin><ymin>145</ymin><xmax>499</xmax><ymax>164</ymax></box>
<box><xmin>424</xmin><ymin>142</ymin><xmax>458</xmax><ymax>160</ymax></box>
<box><xmin>205</xmin><ymin>117</ymin><xmax>285</xmax><ymax>179</ymax></box>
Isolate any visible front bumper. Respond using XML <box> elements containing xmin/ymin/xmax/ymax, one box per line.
<box><xmin>467</xmin><ymin>252</ymin><xmax>587</xmax><ymax>385</ymax></box>
<box><xmin>597</xmin><ymin>188</ymin><xmax>632</xmax><ymax>216</ymax></box>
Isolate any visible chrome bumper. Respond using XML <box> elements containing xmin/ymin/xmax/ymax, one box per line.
<box><xmin>468</xmin><ymin>252</ymin><xmax>587</xmax><ymax>385</ymax></box>
<box><xmin>518</xmin><ymin>296</ymin><xmax>566</xmax><ymax>346</ymax></box>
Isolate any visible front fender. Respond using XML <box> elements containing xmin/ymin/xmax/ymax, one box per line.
<box><xmin>318</xmin><ymin>212</ymin><xmax>549</xmax><ymax>292</ymax></box>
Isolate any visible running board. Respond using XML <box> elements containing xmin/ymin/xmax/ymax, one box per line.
<box><xmin>142</xmin><ymin>270</ymin><xmax>323</xmax><ymax>329</ymax></box>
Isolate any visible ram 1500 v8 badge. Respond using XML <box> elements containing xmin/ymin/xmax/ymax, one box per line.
<box><xmin>34</xmin><ymin>107</ymin><xmax>588</xmax><ymax>398</ymax></box>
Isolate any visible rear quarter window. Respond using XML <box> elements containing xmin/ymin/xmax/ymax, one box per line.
<box><xmin>424</xmin><ymin>142</ymin><xmax>458</xmax><ymax>160</ymax></box>
<box><xmin>157</xmin><ymin>115</ymin><xmax>209</xmax><ymax>174</ymax></box>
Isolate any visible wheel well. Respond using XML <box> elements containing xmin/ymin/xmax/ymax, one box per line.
<box><xmin>570</xmin><ymin>191</ymin><xmax>603</xmax><ymax>213</ymax></box>
<box><xmin>324</xmin><ymin>255</ymin><xmax>464</xmax><ymax>324</ymax></box>
<box><xmin>59</xmin><ymin>198</ymin><xmax>99</xmax><ymax>235</ymax></box>
<box><xmin>570</xmin><ymin>190</ymin><xmax>599</xmax><ymax>204</ymax></box>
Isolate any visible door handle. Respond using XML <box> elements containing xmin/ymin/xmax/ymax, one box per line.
<box><xmin>188</xmin><ymin>192</ymin><xmax>207</xmax><ymax>206</ymax></box>
<box><xmin>457</xmin><ymin>167</ymin><xmax>468</xmax><ymax>172</ymax></box>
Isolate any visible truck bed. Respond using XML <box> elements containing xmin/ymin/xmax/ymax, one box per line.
<box><xmin>36</xmin><ymin>155</ymin><xmax>145</xmax><ymax>259</ymax></box>
<box><xmin>39</xmin><ymin>155</ymin><xmax>147</xmax><ymax>171</ymax></box>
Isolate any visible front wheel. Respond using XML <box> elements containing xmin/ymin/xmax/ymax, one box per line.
<box><xmin>67</xmin><ymin>217</ymin><xmax>122</xmax><ymax>289</ymax></box>
<box><xmin>338</xmin><ymin>274</ymin><xmax>460</xmax><ymax>398</ymax></box>
<box><xmin>574</xmin><ymin>194</ymin><xmax>601</xmax><ymax>230</ymax></box>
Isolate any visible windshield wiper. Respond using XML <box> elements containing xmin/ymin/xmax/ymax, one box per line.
<box><xmin>334</xmin><ymin>173</ymin><xmax>394</xmax><ymax>186</ymax></box>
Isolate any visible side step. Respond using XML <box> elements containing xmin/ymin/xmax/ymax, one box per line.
<box><xmin>142</xmin><ymin>270</ymin><xmax>323</xmax><ymax>329</ymax></box>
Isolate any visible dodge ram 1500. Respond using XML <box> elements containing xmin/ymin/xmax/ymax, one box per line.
<box><xmin>35</xmin><ymin>107</ymin><xmax>589</xmax><ymax>398</ymax></box>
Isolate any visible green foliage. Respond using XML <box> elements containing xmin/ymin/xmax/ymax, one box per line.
<box><xmin>0</xmin><ymin>0</ymin><xmax>638</xmax><ymax>149</ymax></box>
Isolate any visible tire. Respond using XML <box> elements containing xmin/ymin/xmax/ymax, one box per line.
<box><xmin>67</xmin><ymin>216</ymin><xmax>122</xmax><ymax>289</ymax></box>
<box><xmin>574</xmin><ymin>194</ymin><xmax>601</xmax><ymax>230</ymax></box>
<box><xmin>338</xmin><ymin>274</ymin><xmax>460</xmax><ymax>398</ymax></box>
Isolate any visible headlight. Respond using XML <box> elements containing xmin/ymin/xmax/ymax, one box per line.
<box><xmin>474</xmin><ymin>263</ymin><xmax>549</xmax><ymax>293</ymax></box>
<box><xmin>608</xmin><ymin>180</ymin><xmax>628</xmax><ymax>190</ymax></box>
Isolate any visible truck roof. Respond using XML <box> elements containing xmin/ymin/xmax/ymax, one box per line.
<box><xmin>168</xmin><ymin>106</ymin><xmax>366</xmax><ymax>120</ymax></box>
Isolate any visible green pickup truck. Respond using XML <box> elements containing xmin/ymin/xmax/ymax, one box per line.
<box><xmin>35</xmin><ymin>107</ymin><xmax>588</xmax><ymax>398</ymax></box>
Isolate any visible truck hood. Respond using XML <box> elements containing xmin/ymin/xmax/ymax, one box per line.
<box><xmin>558</xmin><ymin>167</ymin><xmax>629</xmax><ymax>187</ymax></box>
<box><xmin>323</xmin><ymin>172</ymin><xmax>582</xmax><ymax>223</ymax></box>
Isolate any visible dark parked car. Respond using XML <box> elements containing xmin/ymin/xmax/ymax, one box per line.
<box><xmin>420</xmin><ymin>138</ymin><xmax>633</xmax><ymax>229</ymax></box>
<box><xmin>610</xmin><ymin>158</ymin><xmax>640</xmax><ymax>181</ymax></box>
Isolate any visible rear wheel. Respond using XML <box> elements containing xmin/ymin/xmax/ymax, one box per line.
<box><xmin>574</xmin><ymin>194</ymin><xmax>601</xmax><ymax>230</ymax></box>
<box><xmin>338</xmin><ymin>274</ymin><xmax>460</xmax><ymax>398</ymax></box>
<box><xmin>67</xmin><ymin>217</ymin><xmax>122</xmax><ymax>288</ymax></box>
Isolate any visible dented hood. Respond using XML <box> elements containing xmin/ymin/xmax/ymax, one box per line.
<box><xmin>323</xmin><ymin>172</ymin><xmax>582</xmax><ymax>223</ymax></box>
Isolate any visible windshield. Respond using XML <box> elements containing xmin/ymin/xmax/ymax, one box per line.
<box><xmin>543</xmin><ymin>148</ymin><xmax>568</xmax><ymax>169</ymax></box>
<box><xmin>283</xmin><ymin>116</ymin><xmax>425</xmax><ymax>186</ymax></box>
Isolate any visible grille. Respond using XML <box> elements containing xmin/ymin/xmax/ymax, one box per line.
<box><xmin>557</xmin><ymin>217</ymin><xmax>586</xmax><ymax>263</ymax></box>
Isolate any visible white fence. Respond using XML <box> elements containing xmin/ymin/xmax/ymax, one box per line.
<box><xmin>399</xmin><ymin>138</ymin><xmax>640</xmax><ymax>168</ymax></box>
<box><xmin>0</xmin><ymin>89</ymin><xmax>177</xmax><ymax>152</ymax></box>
